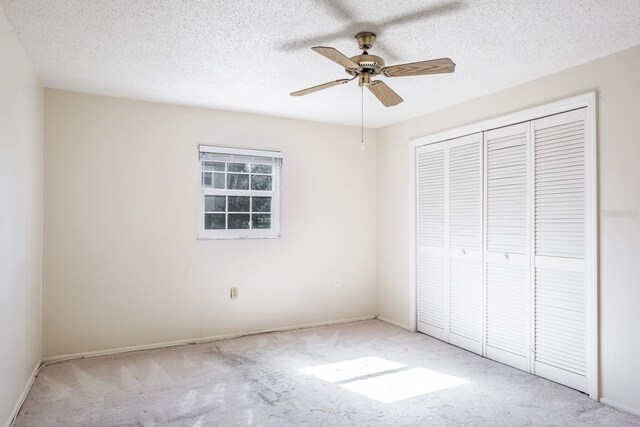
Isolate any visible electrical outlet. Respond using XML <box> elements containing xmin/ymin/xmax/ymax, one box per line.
<box><xmin>334</xmin><ymin>279</ymin><xmax>342</xmax><ymax>288</ymax></box>
<box><xmin>230</xmin><ymin>287</ymin><xmax>238</xmax><ymax>299</ymax></box>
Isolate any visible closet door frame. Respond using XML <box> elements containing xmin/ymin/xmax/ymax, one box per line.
<box><xmin>408</xmin><ymin>92</ymin><xmax>598</xmax><ymax>399</ymax></box>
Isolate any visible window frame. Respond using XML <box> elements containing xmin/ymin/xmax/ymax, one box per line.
<box><xmin>198</xmin><ymin>145</ymin><xmax>282</xmax><ymax>240</ymax></box>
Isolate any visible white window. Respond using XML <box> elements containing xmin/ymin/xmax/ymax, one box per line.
<box><xmin>198</xmin><ymin>145</ymin><xmax>282</xmax><ymax>239</ymax></box>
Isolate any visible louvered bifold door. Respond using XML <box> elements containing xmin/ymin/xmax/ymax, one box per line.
<box><xmin>416</xmin><ymin>142</ymin><xmax>448</xmax><ymax>340</ymax></box>
<box><xmin>532</xmin><ymin>108</ymin><xmax>589</xmax><ymax>392</ymax></box>
<box><xmin>448</xmin><ymin>133</ymin><xmax>483</xmax><ymax>355</ymax></box>
<box><xmin>484</xmin><ymin>123</ymin><xmax>531</xmax><ymax>371</ymax></box>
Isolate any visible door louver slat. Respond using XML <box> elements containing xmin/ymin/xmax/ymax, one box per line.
<box><xmin>535</xmin><ymin>119</ymin><xmax>585</xmax><ymax>259</ymax></box>
<box><xmin>484</xmin><ymin>123</ymin><xmax>530</xmax><ymax>372</ymax></box>
<box><xmin>416</xmin><ymin>144</ymin><xmax>447</xmax><ymax>339</ymax></box>
<box><xmin>486</xmin><ymin>263</ymin><xmax>529</xmax><ymax>357</ymax></box>
<box><xmin>418</xmin><ymin>254</ymin><xmax>446</xmax><ymax>329</ymax></box>
<box><xmin>533</xmin><ymin>109</ymin><xmax>588</xmax><ymax>392</ymax></box>
<box><xmin>449</xmin><ymin>143</ymin><xmax>481</xmax><ymax>249</ymax></box>
<box><xmin>417</xmin><ymin>150</ymin><xmax>445</xmax><ymax>248</ymax></box>
<box><xmin>486</xmin><ymin>131</ymin><xmax>528</xmax><ymax>254</ymax></box>
<box><xmin>535</xmin><ymin>268</ymin><xmax>586</xmax><ymax>375</ymax></box>
<box><xmin>450</xmin><ymin>257</ymin><xmax>481</xmax><ymax>342</ymax></box>
<box><xmin>447</xmin><ymin>135</ymin><xmax>483</xmax><ymax>353</ymax></box>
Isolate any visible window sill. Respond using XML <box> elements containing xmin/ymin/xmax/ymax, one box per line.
<box><xmin>197</xmin><ymin>234</ymin><xmax>282</xmax><ymax>240</ymax></box>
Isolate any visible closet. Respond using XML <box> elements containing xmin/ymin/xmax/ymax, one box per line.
<box><xmin>415</xmin><ymin>102</ymin><xmax>595</xmax><ymax>395</ymax></box>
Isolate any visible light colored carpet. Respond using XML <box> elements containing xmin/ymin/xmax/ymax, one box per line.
<box><xmin>15</xmin><ymin>320</ymin><xmax>640</xmax><ymax>426</ymax></box>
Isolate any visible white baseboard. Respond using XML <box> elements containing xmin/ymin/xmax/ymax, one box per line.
<box><xmin>43</xmin><ymin>315</ymin><xmax>376</xmax><ymax>364</ymax></box>
<box><xmin>600</xmin><ymin>397</ymin><xmax>640</xmax><ymax>417</ymax></box>
<box><xmin>377</xmin><ymin>316</ymin><xmax>413</xmax><ymax>331</ymax></box>
<box><xmin>5</xmin><ymin>362</ymin><xmax>39</xmax><ymax>427</ymax></box>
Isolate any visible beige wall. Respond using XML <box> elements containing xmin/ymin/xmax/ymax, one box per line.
<box><xmin>376</xmin><ymin>45</ymin><xmax>640</xmax><ymax>414</ymax></box>
<box><xmin>0</xmin><ymin>9</ymin><xmax>43</xmax><ymax>427</ymax></box>
<box><xmin>43</xmin><ymin>89</ymin><xmax>377</xmax><ymax>358</ymax></box>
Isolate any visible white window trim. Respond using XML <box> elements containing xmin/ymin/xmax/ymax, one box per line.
<box><xmin>198</xmin><ymin>145</ymin><xmax>282</xmax><ymax>240</ymax></box>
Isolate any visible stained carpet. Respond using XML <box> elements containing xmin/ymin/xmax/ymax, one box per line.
<box><xmin>14</xmin><ymin>320</ymin><xmax>640</xmax><ymax>426</ymax></box>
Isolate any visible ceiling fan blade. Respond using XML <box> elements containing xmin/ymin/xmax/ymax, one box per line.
<box><xmin>383</xmin><ymin>58</ymin><xmax>455</xmax><ymax>77</ymax></box>
<box><xmin>290</xmin><ymin>78</ymin><xmax>353</xmax><ymax>96</ymax></box>
<box><xmin>311</xmin><ymin>46</ymin><xmax>359</xmax><ymax>69</ymax></box>
<box><xmin>368</xmin><ymin>81</ymin><xmax>404</xmax><ymax>107</ymax></box>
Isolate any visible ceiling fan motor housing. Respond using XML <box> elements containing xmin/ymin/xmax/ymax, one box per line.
<box><xmin>355</xmin><ymin>32</ymin><xmax>376</xmax><ymax>50</ymax></box>
<box><xmin>347</xmin><ymin>32</ymin><xmax>385</xmax><ymax>78</ymax></box>
<box><xmin>346</xmin><ymin>54</ymin><xmax>385</xmax><ymax>77</ymax></box>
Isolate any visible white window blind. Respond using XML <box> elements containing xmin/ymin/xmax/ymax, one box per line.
<box><xmin>199</xmin><ymin>151</ymin><xmax>283</xmax><ymax>166</ymax></box>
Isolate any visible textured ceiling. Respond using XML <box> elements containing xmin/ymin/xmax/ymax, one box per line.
<box><xmin>2</xmin><ymin>0</ymin><xmax>640</xmax><ymax>128</ymax></box>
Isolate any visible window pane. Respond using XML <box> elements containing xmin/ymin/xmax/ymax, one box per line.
<box><xmin>202</xmin><ymin>172</ymin><xmax>212</xmax><ymax>187</ymax></box>
<box><xmin>251</xmin><ymin>164</ymin><xmax>272</xmax><ymax>174</ymax></box>
<box><xmin>228</xmin><ymin>214</ymin><xmax>250</xmax><ymax>229</ymax></box>
<box><xmin>252</xmin><ymin>197</ymin><xmax>271</xmax><ymax>213</ymax></box>
<box><xmin>204</xmin><ymin>213</ymin><xmax>225</xmax><ymax>229</ymax></box>
<box><xmin>252</xmin><ymin>214</ymin><xmax>271</xmax><ymax>229</ymax></box>
<box><xmin>251</xmin><ymin>175</ymin><xmax>272</xmax><ymax>191</ymax></box>
<box><xmin>228</xmin><ymin>196</ymin><xmax>250</xmax><ymax>212</ymax></box>
<box><xmin>227</xmin><ymin>174</ymin><xmax>249</xmax><ymax>190</ymax></box>
<box><xmin>214</xmin><ymin>173</ymin><xmax>226</xmax><ymax>189</ymax></box>
<box><xmin>203</xmin><ymin>161</ymin><xmax>225</xmax><ymax>171</ymax></box>
<box><xmin>205</xmin><ymin>195</ymin><xmax>226</xmax><ymax>212</ymax></box>
<box><xmin>228</xmin><ymin>163</ymin><xmax>250</xmax><ymax>172</ymax></box>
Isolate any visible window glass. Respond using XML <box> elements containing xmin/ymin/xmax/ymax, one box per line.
<box><xmin>251</xmin><ymin>164</ymin><xmax>272</xmax><ymax>174</ymax></box>
<box><xmin>214</xmin><ymin>173</ymin><xmax>226</xmax><ymax>189</ymax></box>
<box><xmin>203</xmin><ymin>161</ymin><xmax>225</xmax><ymax>171</ymax></box>
<box><xmin>252</xmin><ymin>214</ymin><xmax>271</xmax><ymax>229</ymax></box>
<box><xmin>228</xmin><ymin>196</ymin><xmax>250</xmax><ymax>212</ymax></box>
<box><xmin>228</xmin><ymin>174</ymin><xmax>250</xmax><ymax>190</ymax></box>
<box><xmin>228</xmin><ymin>214</ymin><xmax>250</xmax><ymax>229</ymax></box>
<box><xmin>228</xmin><ymin>163</ymin><xmax>250</xmax><ymax>172</ymax></box>
<box><xmin>252</xmin><ymin>197</ymin><xmax>271</xmax><ymax>213</ymax></box>
<box><xmin>205</xmin><ymin>195</ymin><xmax>226</xmax><ymax>212</ymax></box>
<box><xmin>251</xmin><ymin>175</ymin><xmax>272</xmax><ymax>191</ymax></box>
<box><xmin>204</xmin><ymin>214</ymin><xmax>226</xmax><ymax>230</ymax></box>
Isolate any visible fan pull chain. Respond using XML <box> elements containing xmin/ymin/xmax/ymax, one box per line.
<box><xmin>361</xmin><ymin>84</ymin><xmax>365</xmax><ymax>152</ymax></box>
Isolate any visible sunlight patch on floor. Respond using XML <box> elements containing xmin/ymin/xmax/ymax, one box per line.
<box><xmin>299</xmin><ymin>356</ymin><xmax>406</xmax><ymax>382</ymax></box>
<box><xmin>340</xmin><ymin>367</ymin><xmax>469</xmax><ymax>403</ymax></box>
<box><xmin>300</xmin><ymin>357</ymin><xmax>469</xmax><ymax>403</ymax></box>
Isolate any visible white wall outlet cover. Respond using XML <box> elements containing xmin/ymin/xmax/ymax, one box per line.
<box><xmin>230</xmin><ymin>287</ymin><xmax>238</xmax><ymax>299</ymax></box>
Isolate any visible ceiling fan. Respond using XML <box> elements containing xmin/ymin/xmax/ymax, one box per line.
<box><xmin>290</xmin><ymin>32</ymin><xmax>455</xmax><ymax>107</ymax></box>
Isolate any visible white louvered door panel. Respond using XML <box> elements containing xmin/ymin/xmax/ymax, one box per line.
<box><xmin>484</xmin><ymin>123</ymin><xmax>531</xmax><ymax>372</ymax></box>
<box><xmin>448</xmin><ymin>134</ymin><xmax>483</xmax><ymax>355</ymax></box>
<box><xmin>416</xmin><ymin>142</ymin><xmax>448</xmax><ymax>340</ymax></box>
<box><xmin>533</xmin><ymin>108</ymin><xmax>588</xmax><ymax>392</ymax></box>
